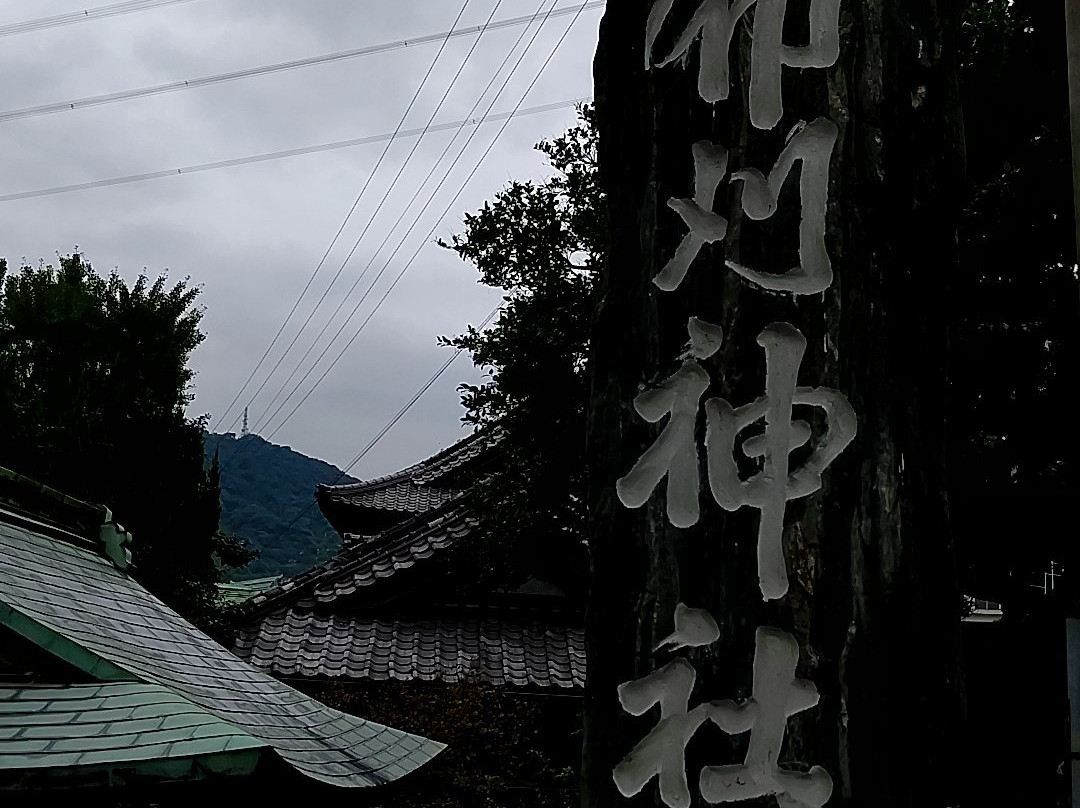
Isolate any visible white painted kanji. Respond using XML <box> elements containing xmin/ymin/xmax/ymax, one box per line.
<box><xmin>645</xmin><ymin>0</ymin><xmax>841</xmax><ymax>130</ymax></box>
<box><xmin>727</xmin><ymin>118</ymin><xmax>837</xmax><ymax>294</ymax></box>
<box><xmin>614</xmin><ymin>604</ymin><xmax>720</xmax><ymax>807</ymax></box>
<box><xmin>614</xmin><ymin>658</ymin><xmax>714</xmax><ymax>808</ymax></box>
<box><xmin>656</xmin><ymin>602</ymin><xmax>721</xmax><ymax>651</ymax></box>
<box><xmin>654</xmin><ymin>141</ymin><xmax>730</xmax><ymax>292</ymax></box>
<box><xmin>616</xmin><ymin>318</ymin><xmax>724</xmax><ymax>528</ymax></box>
<box><xmin>652</xmin><ymin>119</ymin><xmax>836</xmax><ymax>296</ymax></box>
<box><xmin>700</xmin><ymin>626</ymin><xmax>833</xmax><ymax>806</ymax></box>
<box><xmin>705</xmin><ymin>322</ymin><xmax>856</xmax><ymax>600</ymax></box>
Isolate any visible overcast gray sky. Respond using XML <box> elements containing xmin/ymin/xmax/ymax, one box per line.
<box><xmin>0</xmin><ymin>0</ymin><xmax>599</xmax><ymax>477</ymax></box>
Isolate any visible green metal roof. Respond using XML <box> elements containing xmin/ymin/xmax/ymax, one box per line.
<box><xmin>0</xmin><ymin>510</ymin><xmax>444</xmax><ymax>787</ymax></box>
<box><xmin>217</xmin><ymin>576</ymin><xmax>282</xmax><ymax>606</ymax></box>
<box><xmin>0</xmin><ymin>682</ymin><xmax>264</xmax><ymax>782</ymax></box>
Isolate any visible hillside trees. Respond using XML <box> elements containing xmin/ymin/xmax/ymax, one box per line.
<box><xmin>0</xmin><ymin>252</ymin><xmax>252</xmax><ymax>630</ymax></box>
<box><xmin>204</xmin><ymin>431</ymin><xmax>354</xmax><ymax>578</ymax></box>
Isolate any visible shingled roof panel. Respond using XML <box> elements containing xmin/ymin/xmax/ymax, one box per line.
<box><xmin>0</xmin><ymin>514</ymin><xmax>444</xmax><ymax>787</ymax></box>
<box><xmin>236</xmin><ymin>611</ymin><xmax>585</xmax><ymax>689</ymax></box>
<box><xmin>0</xmin><ymin>682</ymin><xmax>266</xmax><ymax>774</ymax></box>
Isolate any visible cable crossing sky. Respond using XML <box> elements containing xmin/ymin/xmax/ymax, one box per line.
<box><xmin>210</xmin><ymin>0</ymin><xmax>479</xmax><ymax>435</ymax></box>
<box><xmin>248</xmin><ymin>0</ymin><xmax>566</xmax><ymax>435</ymax></box>
<box><xmin>0</xmin><ymin>1</ymin><xmax>603</xmax><ymax>124</ymax></box>
<box><xmin>0</xmin><ymin>0</ymin><xmax>202</xmax><ymax>37</ymax></box>
<box><xmin>249</xmin><ymin>0</ymin><xmax>575</xmax><ymax>438</ymax></box>
<box><xmin>216</xmin><ymin>0</ymin><xmax>511</xmax><ymax>437</ymax></box>
<box><xmin>256</xmin><ymin>0</ymin><xmax>591</xmax><ymax>445</ymax></box>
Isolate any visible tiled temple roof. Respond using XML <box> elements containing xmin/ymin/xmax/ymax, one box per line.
<box><xmin>316</xmin><ymin>430</ymin><xmax>492</xmax><ymax>522</ymax></box>
<box><xmin>239</xmin><ymin>429</ymin><xmax>584</xmax><ymax>691</ymax></box>
<box><xmin>234</xmin><ymin>610</ymin><xmax>585</xmax><ymax>689</ymax></box>
<box><xmin>249</xmin><ymin>504</ymin><xmax>476</xmax><ymax>612</ymax></box>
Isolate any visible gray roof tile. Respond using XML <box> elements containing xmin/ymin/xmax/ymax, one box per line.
<box><xmin>236</xmin><ymin>610</ymin><xmax>585</xmax><ymax>689</ymax></box>
<box><xmin>252</xmin><ymin>505</ymin><xmax>478</xmax><ymax>612</ymax></box>
<box><xmin>317</xmin><ymin>432</ymin><xmax>492</xmax><ymax>531</ymax></box>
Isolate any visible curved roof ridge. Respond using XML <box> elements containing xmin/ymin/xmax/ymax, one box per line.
<box><xmin>317</xmin><ymin>428</ymin><xmax>495</xmax><ymax>498</ymax></box>
<box><xmin>249</xmin><ymin>495</ymin><xmax>474</xmax><ymax>614</ymax></box>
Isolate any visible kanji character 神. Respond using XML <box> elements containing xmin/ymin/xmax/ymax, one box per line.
<box><xmin>705</xmin><ymin>322</ymin><xmax>856</xmax><ymax>600</ymax></box>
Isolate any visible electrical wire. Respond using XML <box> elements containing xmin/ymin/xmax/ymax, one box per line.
<box><xmin>208</xmin><ymin>0</ymin><xmax>475</xmax><ymax>434</ymax></box>
<box><xmin>0</xmin><ymin>0</ymin><xmax>202</xmax><ymax>37</ymax></box>
<box><xmin>249</xmin><ymin>0</ymin><xmax>554</xmax><ymax>432</ymax></box>
<box><xmin>219</xmin><ymin>0</ymin><xmax>507</xmax><ymax>437</ymax></box>
<box><xmin>0</xmin><ymin>1</ymin><xmax>603</xmax><ymax>123</ymax></box>
<box><xmin>247</xmin><ymin>0</ymin><xmax>566</xmax><ymax>436</ymax></box>
<box><xmin>0</xmin><ymin>99</ymin><xmax>584</xmax><ymax>204</ymax></box>
<box><xmin>263</xmin><ymin>303</ymin><xmax>501</xmax><ymax>544</ymax></box>
<box><xmin>257</xmin><ymin>0</ymin><xmax>590</xmax><ymax>443</ymax></box>
<box><xmin>216</xmin><ymin>0</ymin><xmax>575</xmax><ymax>472</ymax></box>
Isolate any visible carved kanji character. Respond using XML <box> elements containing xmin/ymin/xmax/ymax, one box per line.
<box><xmin>705</xmin><ymin>322</ymin><xmax>856</xmax><ymax>599</ymax></box>
<box><xmin>645</xmin><ymin>0</ymin><xmax>841</xmax><ymax>130</ymax></box>
<box><xmin>700</xmin><ymin>627</ymin><xmax>833</xmax><ymax>807</ymax></box>
<box><xmin>617</xmin><ymin>318</ymin><xmax>724</xmax><ymax>528</ymax></box>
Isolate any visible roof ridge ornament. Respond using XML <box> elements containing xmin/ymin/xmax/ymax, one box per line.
<box><xmin>99</xmin><ymin>508</ymin><xmax>133</xmax><ymax>571</ymax></box>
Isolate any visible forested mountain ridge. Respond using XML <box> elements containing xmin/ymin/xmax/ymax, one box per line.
<box><xmin>204</xmin><ymin>432</ymin><xmax>356</xmax><ymax>579</ymax></box>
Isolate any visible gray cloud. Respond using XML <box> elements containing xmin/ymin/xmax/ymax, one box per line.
<box><xmin>1</xmin><ymin>0</ymin><xmax>599</xmax><ymax>475</ymax></box>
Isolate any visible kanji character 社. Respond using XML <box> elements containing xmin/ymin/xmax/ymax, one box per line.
<box><xmin>699</xmin><ymin>626</ymin><xmax>833</xmax><ymax>807</ymax></box>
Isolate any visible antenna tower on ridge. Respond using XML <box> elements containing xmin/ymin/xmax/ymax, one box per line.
<box><xmin>241</xmin><ymin>407</ymin><xmax>249</xmax><ymax>437</ymax></box>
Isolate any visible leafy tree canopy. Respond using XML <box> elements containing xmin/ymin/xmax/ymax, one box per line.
<box><xmin>0</xmin><ymin>252</ymin><xmax>252</xmax><ymax>633</ymax></box>
<box><xmin>439</xmin><ymin>107</ymin><xmax>601</xmax><ymax>597</ymax></box>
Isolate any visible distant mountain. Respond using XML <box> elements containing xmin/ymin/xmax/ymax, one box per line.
<box><xmin>204</xmin><ymin>432</ymin><xmax>357</xmax><ymax>580</ymax></box>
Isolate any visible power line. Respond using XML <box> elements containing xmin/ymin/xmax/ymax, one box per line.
<box><xmin>264</xmin><ymin>304</ymin><xmax>501</xmax><ymax>546</ymax></box>
<box><xmin>0</xmin><ymin>1</ymin><xmax>604</xmax><ymax>124</ymax></box>
<box><xmin>209</xmin><ymin>0</ymin><xmax>476</xmax><ymax>435</ymax></box>
<box><xmin>250</xmin><ymin>0</ymin><xmax>556</xmax><ymax>432</ymax></box>
<box><xmin>0</xmin><ymin>99</ymin><xmax>584</xmax><ymax>204</ymax></box>
<box><xmin>259</xmin><ymin>1</ymin><xmax>590</xmax><ymax>443</ymax></box>
<box><xmin>249</xmin><ymin>0</ymin><xmax>568</xmax><ymax>437</ymax></box>
<box><xmin>0</xmin><ymin>0</ymin><xmax>202</xmax><ymax>37</ymax></box>
<box><xmin>218</xmin><ymin>0</ymin><xmax>507</xmax><ymax>437</ymax></box>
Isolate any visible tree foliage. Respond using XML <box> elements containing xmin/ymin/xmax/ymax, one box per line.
<box><xmin>204</xmin><ymin>432</ymin><xmax>353</xmax><ymax>578</ymax></box>
<box><xmin>0</xmin><ymin>252</ymin><xmax>252</xmax><ymax>632</ymax></box>
<box><xmin>316</xmin><ymin>679</ymin><xmax>580</xmax><ymax>808</ymax></box>
<box><xmin>439</xmin><ymin>107</ymin><xmax>601</xmax><ymax>595</ymax></box>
